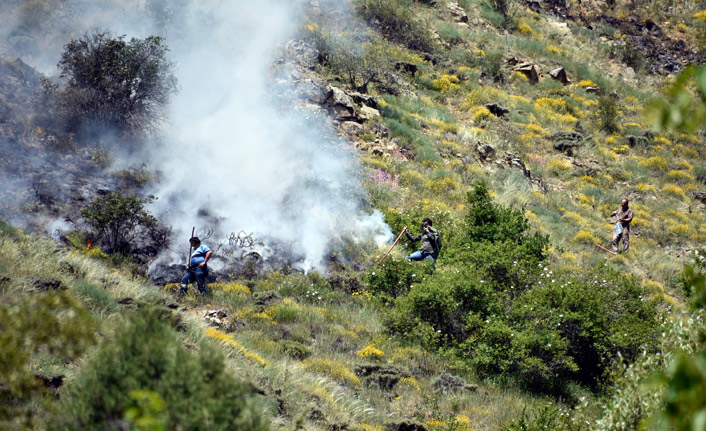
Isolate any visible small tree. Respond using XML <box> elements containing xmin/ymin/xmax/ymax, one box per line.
<box><xmin>45</xmin><ymin>29</ymin><xmax>177</xmax><ymax>137</ymax></box>
<box><xmin>81</xmin><ymin>192</ymin><xmax>158</xmax><ymax>253</ymax></box>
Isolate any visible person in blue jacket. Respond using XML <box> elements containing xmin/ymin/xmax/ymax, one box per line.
<box><xmin>179</xmin><ymin>236</ymin><xmax>212</xmax><ymax>296</ymax></box>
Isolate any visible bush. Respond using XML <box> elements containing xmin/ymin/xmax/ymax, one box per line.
<box><xmin>80</xmin><ymin>192</ymin><xmax>160</xmax><ymax>254</ymax></box>
<box><xmin>357</xmin><ymin>0</ymin><xmax>436</xmax><ymax>53</ymax></box>
<box><xmin>304</xmin><ymin>25</ymin><xmax>390</xmax><ymax>92</ymax></box>
<box><xmin>42</xmin><ymin>29</ymin><xmax>176</xmax><ymax>137</ymax></box>
<box><xmin>463</xmin><ymin>181</ymin><xmax>546</xmax><ymax>251</ymax></box>
<box><xmin>55</xmin><ymin>308</ymin><xmax>268</xmax><ymax>431</ymax></box>
<box><xmin>0</xmin><ymin>292</ymin><xmax>95</xmax><ymax>430</ymax></box>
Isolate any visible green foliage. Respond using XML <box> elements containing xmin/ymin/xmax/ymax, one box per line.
<box><xmin>377</xmin><ymin>182</ymin><xmax>659</xmax><ymax>394</ymax></box>
<box><xmin>465</xmin><ymin>181</ymin><xmax>531</xmax><ymax>244</ymax></box>
<box><xmin>277</xmin><ymin>340</ymin><xmax>312</xmax><ymax>360</ymax></box>
<box><xmin>651</xmin><ymin>65</ymin><xmax>706</xmax><ymax>132</ymax></box>
<box><xmin>75</xmin><ymin>280</ymin><xmax>117</xmax><ymax>311</ymax></box>
<box><xmin>42</xmin><ymin>29</ymin><xmax>176</xmax><ymax>136</ymax></box>
<box><xmin>598</xmin><ymin>95</ymin><xmax>620</xmax><ymax>134</ymax></box>
<box><xmin>124</xmin><ymin>390</ymin><xmax>167</xmax><ymax>431</ymax></box>
<box><xmin>357</xmin><ymin>0</ymin><xmax>437</xmax><ymax>53</ymax></box>
<box><xmin>304</xmin><ymin>26</ymin><xmax>390</xmax><ymax>92</ymax></box>
<box><xmin>650</xmin><ymin>265</ymin><xmax>706</xmax><ymax>431</ymax></box>
<box><xmin>504</xmin><ymin>406</ymin><xmax>561</xmax><ymax>431</ymax></box>
<box><xmin>56</xmin><ymin>308</ymin><xmax>268</xmax><ymax>431</ymax></box>
<box><xmin>0</xmin><ymin>219</ymin><xmax>21</xmax><ymax>239</ymax></box>
<box><xmin>80</xmin><ymin>192</ymin><xmax>158</xmax><ymax>254</ymax></box>
<box><xmin>0</xmin><ymin>291</ymin><xmax>96</xmax><ymax>430</ymax></box>
<box><xmin>435</xmin><ymin>22</ymin><xmax>464</xmax><ymax>44</ymax></box>
<box><xmin>367</xmin><ymin>255</ymin><xmax>426</xmax><ymax>303</ymax></box>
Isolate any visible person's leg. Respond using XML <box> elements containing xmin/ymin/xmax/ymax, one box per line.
<box><xmin>179</xmin><ymin>272</ymin><xmax>193</xmax><ymax>296</ymax></box>
<box><xmin>611</xmin><ymin>231</ymin><xmax>621</xmax><ymax>253</ymax></box>
<box><xmin>424</xmin><ymin>254</ymin><xmax>436</xmax><ymax>273</ymax></box>
<box><xmin>193</xmin><ymin>267</ymin><xmax>209</xmax><ymax>295</ymax></box>
<box><xmin>407</xmin><ymin>251</ymin><xmax>423</xmax><ymax>261</ymax></box>
<box><xmin>622</xmin><ymin>230</ymin><xmax>630</xmax><ymax>253</ymax></box>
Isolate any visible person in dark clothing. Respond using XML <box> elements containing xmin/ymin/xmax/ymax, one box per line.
<box><xmin>405</xmin><ymin>218</ymin><xmax>440</xmax><ymax>264</ymax></box>
<box><xmin>179</xmin><ymin>237</ymin><xmax>212</xmax><ymax>296</ymax></box>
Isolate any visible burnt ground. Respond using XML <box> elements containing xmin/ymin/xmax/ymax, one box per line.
<box><xmin>0</xmin><ymin>57</ymin><xmax>113</xmax><ymax>228</ymax></box>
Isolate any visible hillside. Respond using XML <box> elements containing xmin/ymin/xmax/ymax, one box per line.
<box><xmin>2</xmin><ymin>0</ymin><xmax>706</xmax><ymax>430</ymax></box>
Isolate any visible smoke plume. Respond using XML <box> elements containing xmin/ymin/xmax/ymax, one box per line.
<box><xmin>1</xmin><ymin>0</ymin><xmax>392</xmax><ymax>272</ymax></box>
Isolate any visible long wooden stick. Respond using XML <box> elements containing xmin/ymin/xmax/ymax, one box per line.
<box><xmin>379</xmin><ymin>226</ymin><xmax>408</xmax><ymax>264</ymax></box>
<box><xmin>187</xmin><ymin>226</ymin><xmax>195</xmax><ymax>267</ymax></box>
<box><xmin>594</xmin><ymin>243</ymin><xmax>616</xmax><ymax>255</ymax></box>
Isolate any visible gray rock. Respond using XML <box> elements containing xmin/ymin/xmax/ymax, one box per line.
<box><xmin>475</xmin><ymin>141</ymin><xmax>496</xmax><ymax>160</ymax></box>
<box><xmin>339</xmin><ymin>121</ymin><xmax>363</xmax><ymax>136</ymax></box>
<box><xmin>447</xmin><ymin>1</ymin><xmax>469</xmax><ymax>23</ymax></box>
<box><xmin>358</xmin><ymin>105</ymin><xmax>380</xmax><ymax>121</ymax></box>
<box><xmin>513</xmin><ymin>62</ymin><xmax>539</xmax><ymax>83</ymax></box>
<box><xmin>693</xmin><ymin>191</ymin><xmax>706</xmax><ymax>204</ymax></box>
<box><xmin>324</xmin><ymin>86</ymin><xmax>356</xmax><ymax>120</ymax></box>
<box><xmin>348</xmin><ymin>91</ymin><xmax>379</xmax><ymax>109</ymax></box>
<box><xmin>549</xmin><ymin>67</ymin><xmax>570</xmax><ymax>85</ymax></box>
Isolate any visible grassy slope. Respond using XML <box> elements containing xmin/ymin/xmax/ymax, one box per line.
<box><xmin>1</xmin><ymin>223</ymin><xmax>539</xmax><ymax>430</ymax></box>
<box><xmin>347</xmin><ymin>0</ymin><xmax>706</xmax><ymax>298</ymax></box>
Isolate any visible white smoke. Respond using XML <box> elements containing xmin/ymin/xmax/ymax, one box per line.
<box><xmin>2</xmin><ymin>0</ymin><xmax>392</xmax><ymax>272</ymax></box>
<box><xmin>157</xmin><ymin>1</ymin><xmax>393</xmax><ymax>271</ymax></box>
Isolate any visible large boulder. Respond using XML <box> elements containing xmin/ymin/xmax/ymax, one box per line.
<box><xmin>324</xmin><ymin>86</ymin><xmax>356</xmax><ymax>120</ymax></box>
<box><xmin>513</xmin><ymin>62</ymin><xmax>539</xmax><ymax>83</ymax></box>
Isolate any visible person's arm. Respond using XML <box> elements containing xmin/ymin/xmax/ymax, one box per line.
<box><xmin>620</xmin><ymin>209</ymin><xmax>633</xmax><ymax>223</ymax></box>
<box><xmin>406</xmin><ymin>231</ymin><xmax>421</xmax><ymax>242</ymax></box>
<box><xmin>199</xmin><ymin>250</ymin><xmax>212</xmax><ymax>267</ymax></box>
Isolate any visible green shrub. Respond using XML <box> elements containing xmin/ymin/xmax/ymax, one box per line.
<box><xmin>598</xmin><ymin>95</ymin><xmax>620</xmax><ymax>133</ymax></box>
<box><xmin>277</xmin><ymin>340</ymin><xmax>312</xmax><ymax>360</ymax></box>
<box><xmin>41</xmin><ymin>29</ymin><xmax>176</xmax><ymax>137</ymax></box>
<box><xmin>55</xmin><ymin>308</ymin><xmax>268</xmax><ymax>431</ymax></box>
<box><xmin>366</xmin><ymin>255</ymin><xmax>425</xmax><ymax>303</ymax></box>
<box><xmin>81</xmin><ymin>192</ymin><xmax>159</xmax><ymax>254</ymax></box>
<box><xmin>435</xmin><ymin>22</ymin><xmax>464</xmax><ymax>44</ymax></box>
<box><xmin>357</xmin><ymin>0</ymin><xmax>436</xmax><ymax>52</ymax></box>
<box><xmin>74</xmin><ymin>280</ymin><xmax>117</xmax><ymax>311</ymax></box>
<box><xmin>0</xmin><ymin>291</ymin><xmax>96</xmax><ymax>429</ymax></box>
<box><xmin>463</xmin><ymin>181</ymin><xmax>546</xmax><ymax>251</ymax></box>
<box><xmin>303</xmin><ymin>26</ymin><xmax>389</xmax><ymax>92</ymax></box>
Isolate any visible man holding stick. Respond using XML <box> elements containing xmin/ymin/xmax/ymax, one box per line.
<box><xmin>405</xmin><ymin>218</ymin><xmax>440</xmax><ymax>267</ymax></box>
<box><xmin>179</xmin><ymin>236</ymin><xmax>212</xmax><ymax>297</ymax></box>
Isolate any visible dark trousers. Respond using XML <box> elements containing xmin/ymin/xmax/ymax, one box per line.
<box><xmin>612</xmin><ymin>229</ymin><xmax>630</xmax><ymax>253</ymax></box>
<box><xmin>180</xmin><ymin>266</ymin><xmax>209</xmax><ymax>295</ymax></box>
